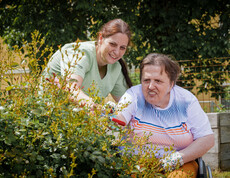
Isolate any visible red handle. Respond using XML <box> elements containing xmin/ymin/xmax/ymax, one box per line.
<box><xmin>111</xmin><ymin>118</ymin><xmax>126</xmax><ymax>126</ymax></box>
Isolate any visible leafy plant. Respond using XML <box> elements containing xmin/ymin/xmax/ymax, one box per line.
<box><xmin>0</xmin><ymin>31</ymin><xmax>171</xmax><ymax>177</ymax></box>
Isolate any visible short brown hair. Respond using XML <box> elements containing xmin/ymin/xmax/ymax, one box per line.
<box><xmin>140</xmin><ymin>53</ymin><xmax>180</xmax><ymax>86</ymax></box>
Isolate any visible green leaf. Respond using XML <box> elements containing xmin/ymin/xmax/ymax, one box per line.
<box><xmin>97</xmin><ymin>156</ymin><xmax>105</xmax><ymax>164</ymax></box>
<box><xmin>92</xmin><ymin>151</ymin><xmax>102</xmax><ymax>155</ymax></box>
<box><xmin>37</xmin><ymin>155</ymin><xmax>44</xmax><ymax>161</ymax></box>
<box><xmin>5</xmin><ymin>86</ymin><xmax>14</xmax><ymax>91</ymax></box>
<box><xmin>10</xmin><ymin>62</ymin><xmax>19</xmax><ymax>68</ymax></box>
<box><xmin>51</xmin><ymin>153</ymin><xmax>61</xmax><ymax>159</ymax></box>
<box><xmin>31</xmin><ymin>108</ymin><xmax>42</xmax><ymax>115</ymax></box>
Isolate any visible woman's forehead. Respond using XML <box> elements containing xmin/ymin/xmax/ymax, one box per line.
<box><xmin>142</xmin><ymin>64</ymin><xmax>165</xmax><ymax>75</ymax></box>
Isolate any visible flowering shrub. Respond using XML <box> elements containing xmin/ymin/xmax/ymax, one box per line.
<box><xmin>0</xmin><ymin>31</ymin><xmax>167</xmax><ymax>177</ymax></box>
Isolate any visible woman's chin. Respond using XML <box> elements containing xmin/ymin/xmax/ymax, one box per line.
<box><xmin>108</xmin><ymin>60</ymin><xmax>118</xmax><ymax>64</ymax></box>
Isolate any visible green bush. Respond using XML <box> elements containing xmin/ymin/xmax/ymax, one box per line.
<box><xmin>130</xmin><ymin>72</ymin><xmax>140</xmax><ymax>86</ymax></box>
<box><xmin>0</xmin><ymin>31</ymin><xmax>166</xmax><ymax>177</ymax></box>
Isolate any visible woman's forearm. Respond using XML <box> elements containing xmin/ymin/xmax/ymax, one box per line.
<box><xmin>179</xmin><ymin>134</ymin><xmax>214</xmax><ymax>163</ymax></box>
<box><xmin>66</xmin><ymin>74</ymin><xmax>95</xmax><ymax>107</ymax></box>
<box><xmin>116</xmin><ymin>113</ymin><xmax>128</xmax><ymax>126</ymax></box>
<box><xmin>69</xmin><ymin>83</ymin><xmax>94</xmax><ymax>107</ymax></box>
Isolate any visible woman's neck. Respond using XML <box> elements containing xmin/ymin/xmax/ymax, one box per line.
<box><xmin>96</xmin><ymin>45</ymin><xmax>105</xmax><ymax>66</ymax></box>
<box><xmin>98</xmin><ymin>65</ymin><xmax>107</xmax><ymax>79</ymax></box>
<box><xmin>96</xmin><ymin>45</ymin><xmax>107</xmax><ymax>79</ymax></box>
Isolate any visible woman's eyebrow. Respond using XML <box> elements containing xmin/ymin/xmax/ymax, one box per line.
<box><xmin>122</xmin><ymin>44</ymin><xmax>127</xmax><ymax>47</ymax></box>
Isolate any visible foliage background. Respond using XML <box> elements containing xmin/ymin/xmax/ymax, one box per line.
<box><xmin>0</xmin><ymin>0</ymin><xmax>229</xmax><ymax>98</ymax></box>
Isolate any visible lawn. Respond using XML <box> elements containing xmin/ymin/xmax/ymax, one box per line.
<box><xmin>212</xmin><ymin>170</ymin><xmax>230</xmax><ymax>178</ymax></box>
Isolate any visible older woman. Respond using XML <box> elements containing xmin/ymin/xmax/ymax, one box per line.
<box><xmin>115</xmin><ymin>53</ymin><xmax>214</xmax><ymax>177</ymax></box>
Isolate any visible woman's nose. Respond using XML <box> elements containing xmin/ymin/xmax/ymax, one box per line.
<box><xmin>148</xmin><ymin>81</ymin><xmax>155</xmax><ymax>89</ymax></box>
<box><xmin>113</xmin><ymin>47</ymin><xmax>120</xmax><ymax>55</ymax></box>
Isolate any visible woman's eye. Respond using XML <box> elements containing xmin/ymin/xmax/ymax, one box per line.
<box><xmin>143</xmin><ymin>79</ymin><xmax>150</xmax><ymax>83</ymax></box>
<box><xmin>110</xmin><ymin>42</ymin><xmax>116</xmax><ymax>47</ymax></box>
<box><xmin>155</xmin><ymin>80</ymin><xmax>161</xmax><ymax>83</ymax></box>
<box><xmin>120</xmin><ymin>46</ymin><xmax>126</xmax><ymax>50</ymax></box>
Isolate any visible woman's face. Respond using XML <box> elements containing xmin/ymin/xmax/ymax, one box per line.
<box><xmin>97</xmin><ymin>33</ymin><xmax>129</xmax><ymax>65</ymax></box>
<box><xmin>141</xmin><ymin>65</ymin><xmax>174</xmax><ymax>108</ymax></box>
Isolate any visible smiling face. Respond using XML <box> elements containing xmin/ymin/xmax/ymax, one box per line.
<box><xmin>141</xmin><ymin>64</ymin><xmax>174</xmax><ymax>109</ymax></box>
<box><xmin>97</xmin><ymin>33</ymin><xmax>129</xmax><ymax>66</ymax></box>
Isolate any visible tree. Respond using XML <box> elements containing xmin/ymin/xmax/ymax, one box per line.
<box><xmin>0</xmin><ymin>0</ymin><xmax>90</xmax><ymax>48</ymax></box>
<box><xmin>0</xmin><ymin>0</ymin><xmax>229</xmax><ymax>99</ymax></box>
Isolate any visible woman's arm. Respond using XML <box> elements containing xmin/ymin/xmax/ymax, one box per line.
<box><xmin>179</xmin><ymin>98</ymin><xmax>215</xmax><ymax>163</ymax></box>
<box><xmin>115</xmin><ymin>113</ymin><xmax>128</xmax><ymax>126</ymax></box>
<box><xmin>67</xmin><ymin>74</ymin><xmax>94</xmax><ymax>107</ymax></box>
<box><xmin>179</xmin><ymin>134</ymin><xmax>214</xmax><ymax>163</ymax></box>
<box><xmin>111</xmin><ymin>95</ymin><xmax>121</xmax><ymax>103</ymax></box>
<box><xmin>160</xmin><ymin>134</ymin><xmax>214</xmax><ymax>171</ymax></box>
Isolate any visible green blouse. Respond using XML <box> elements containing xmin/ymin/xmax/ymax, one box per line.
<box><xmin>43</xmin><ymin>41</ymin><xmax>128</xmax><ymax>98</ymax></box>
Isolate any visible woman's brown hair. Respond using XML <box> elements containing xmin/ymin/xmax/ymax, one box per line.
<box><xmin>140</xmin><ymin>53</ymin><xmax>181</xmax><ymax>86</ymax></box>
<box><xmin>97</xmin><ymin>19</ymin><xmax>133</xmax><ymax>88</ymax></box>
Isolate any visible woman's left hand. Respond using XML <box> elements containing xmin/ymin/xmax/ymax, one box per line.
<box><xmin>160</xmin><ymin>152</ymin><xmax>184</xmax><ymax>171</ymax></box>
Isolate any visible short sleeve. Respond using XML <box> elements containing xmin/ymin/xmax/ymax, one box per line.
<box><xmin>187</xmin><ymin>99</ymin><xmax>213</xmax><ymax>140</ymax></box>
<box><xmin>110</xmin><ymin>72</ymin><xmax>128</xmax><ymax>97</ymax></box>
<box><xmin>117</xmin><ymin>88</ymin><xmax>136</xmax><ymax>124</ymax></box>
<box><xmin>72</xmin><ymin>55</ymin><xmax>91</xmax><ymax>78</ymax></box>
<box><xmin>59</xmin><ymin>43</ymin><xmax>91</xmax><ymax>78</ymax></box>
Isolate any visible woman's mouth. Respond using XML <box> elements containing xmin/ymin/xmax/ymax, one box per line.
<box><xmin>109</xmin><ymin>53</ymin><xmax>118</xmax><ymax>60</ymax></box>
<box><xmin>148</xmin><ymin>91</ymin><xmax>157</xmax><ymax>96</ymax></box>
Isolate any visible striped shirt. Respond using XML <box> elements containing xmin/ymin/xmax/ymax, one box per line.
<box><xmin>118</xmin><ymin>84</ymin><xmax>213</xmax><ymax>157</ymax></box>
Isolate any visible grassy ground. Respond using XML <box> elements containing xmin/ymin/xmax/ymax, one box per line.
<box><xmin>212</xmin><ymin>170</ymin><xmax>230</xmax><ymax>178</ymax></box>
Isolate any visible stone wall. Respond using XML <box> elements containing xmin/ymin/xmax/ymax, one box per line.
<box><xmin>203</xmin><ymin>112</ymin><xmax>230</xmax><ymax>171</ymax></box>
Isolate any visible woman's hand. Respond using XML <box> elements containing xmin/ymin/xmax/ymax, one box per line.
<box><xmin>160</xmin><ymin>152</ymin><xmax>184</xmax><ymax>171</ymax></box>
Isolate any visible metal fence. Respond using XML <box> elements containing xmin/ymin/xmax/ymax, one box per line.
<box><xmin>177</xmin><ymin>57</ymin><xmax>229</xmax><ymax>113</ymax></box>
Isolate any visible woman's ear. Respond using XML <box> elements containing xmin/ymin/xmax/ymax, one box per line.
<box><xmin>170</xmin><ymin>81</ymin><xmax>175</xmax><ymax>90</ymax></box>
<box><xmin>98</xmin><ymin>33</ymin><xmax>103</xmax><ymax>44</ymax></box>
